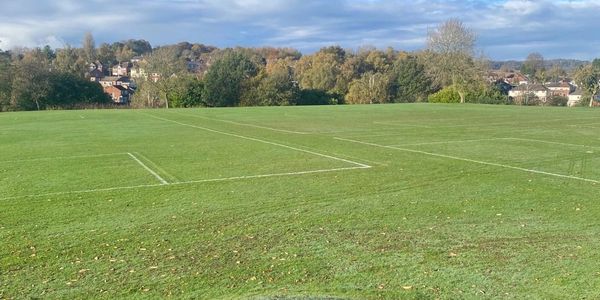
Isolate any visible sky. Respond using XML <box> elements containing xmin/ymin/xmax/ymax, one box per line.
<box><xmin>0</xmin><ymin>0</ymin><xmax>599</xmax><ymax>60</ymax></box>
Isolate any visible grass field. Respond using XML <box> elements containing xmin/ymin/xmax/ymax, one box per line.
<box><xmin>1</xmin><ymin>103</ymin><xmax>600</xmax><ymax>299</ymax></box>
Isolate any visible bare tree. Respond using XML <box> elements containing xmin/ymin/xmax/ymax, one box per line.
<box><xmin>426</xmin><ymin>19</ymin><xmax>480</xmax><ymax>103</ymax></box>
<box><xmin>427</xmin><ymin>19</ymin><xmax>475</xmax><ymax>56</ymax></box>
<box><xmin>521</xmin><ymin>52</ymin><xmax>545</xmax><ymax>83</ymax></box>
<box><xmin>82</xmin><ymin>32</ymin><xmax>96</xmax><ymax>63</ymax></box>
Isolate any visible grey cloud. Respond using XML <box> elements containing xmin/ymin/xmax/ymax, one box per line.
<box><xmin>1</xmin><ymin>0</ymin><xmax>599</xmax><ymax>60</ymax></box>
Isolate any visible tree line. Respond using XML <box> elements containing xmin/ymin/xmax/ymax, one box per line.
<box><xmin>0</xmin><ymin>19</ymin><xmax>598</xmax><ymax>111</ymax></box>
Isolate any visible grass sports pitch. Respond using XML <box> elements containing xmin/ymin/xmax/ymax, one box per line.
<box><xmin>1</xmin><ymin>103</ymin><xmax>600</xmax><ymax>299</ymax></box>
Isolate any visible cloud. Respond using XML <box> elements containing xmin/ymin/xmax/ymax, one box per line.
<box><xmin>1</xmin><ymin>0</ymin><xmax>600</xmax><ymax>60</ymax></box>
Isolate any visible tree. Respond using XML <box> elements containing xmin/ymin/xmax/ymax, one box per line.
<box><xmin>116</xmin><ymin>45</ymin><xmax>135</xmax><ymax>62</ymax></box>
<box><xmin>97</xmin><ymin>43</ymin><xmax>116</xmax><ymax>66</ymax></box>
<box><xmin>592</xmin><ymin>58</ymin><xmax>600</xmax><ymax>70</ymax></box>
<box><xmin>42</xmin><ymin>45</ymin><xmax>55</xmax><ymax>61</ymax></box>
<box><xmin>391</xmin><ymin>56</ymin><xmax>432</xmax><ymax>102</ymax></box>
<box><xmin>426</xmin><ymin>19</ymin><xmax>480</xmax><ymax>103</ymax></box>
<box><xmin>364</xmin><ymin>49</ymin><xmax>391</xmax><ymax>74</ymax></box>
<box><xmin>0</xmin><ymin>51</ymin><xmax>12</xmax><ymax>111</ymax></box>
<box><xmin>145</xmin><ymin>46</ymin><xmax>187</xmax><ymax>77</ymax></box>
<box><xmin>45</xmin><ymin>72</ymin><xmax>110</xmax><ymax>108</ymax></box>
<box><xmin>521</xmin><ymin>53</ymin><xmax>545</xmax><ymax>83</ymax></box>
<box><xmin>547</xmin><ymin>64</ymin><xmax>566</xmax><ymax>82</ymax></box>
<box><xmin>241</xmin><ymin>60</ymin><xmax>299</xmax><ymax>106</ymax></box>
<box><xmin>345</xmin><ymin>72</ymin><xmax>392</xmax><ymax>104</ymax></box>
<box><xmin>165</xmin><ymin>75</ymin><xmax>204</xmax><ymax>108</ymax></box>
<box><xmin>202</xmin><ymin>50</ymin><xmax>258</xmax><ymax>107</ymax></box>
<box><xmin>574</xmin><ymin>64</ymin><xmax>600</xmax><ymax>107</ymax></box>
<box><xmin>427</xmin><ymin>19</ymin><xmax>475</xmax><ymax>55</ymax></box>
<box><xmin>123</xmin><ymin>39</ymin><xmax>152</xmax><ymax>56</ymax></box>
<box><xmin>144</xmin><ymin>46</ymin><xmax>188</xmax><ymax>108</ymax></box>
<box><xmin>54</xmin><ymin>45</ymin><xmax>86</xmax><ymax>77</ymax></box>
<box><xmin>131</xmin><ymin>80</ymin><xmax>161</xmax><ymax>108</ymax></box>
<box><xmin>295</xmin><ymin>47</ymin><xmax>345</xmax><ymax>96</ymax></box>
<box><xmin>82</xmin><ymin>32</ymin><xmax>96</xmax><ymax>63</ymax></box>
<box><xmin>10</xmin><ymin>49</ymin><xmax>52</xmax><ymax>110</ymax></box>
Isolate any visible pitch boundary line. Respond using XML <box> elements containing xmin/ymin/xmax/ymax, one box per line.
<box><xmin>387</xmin><ymin>138</ymin><xmax>508</xmax><ymax>147</ymax></box>
<box><xmin>505</xmin><ymin>137</ymin><xmax>600</xmax><ymax>150</ymax></box>
<box><xmin>385</xmin><ymin>137</ymin><xmax>600</xmax><ymax>150</ymax></box>
<box><xmin>372</xmin><ymin>121</ymin><xmax>432</xmax><ymax>128</ymax></box>
<box><xmin>127</xmin><ymin>152</ymin><xmax>169</xmax><ymax>185</ymax></box>
<box><xmin>144</xmin><ymin>113</ymin><xmax>371</xmax><ymax>169</ymax></box>
<box><xmin>133</xmin><ymin>152</ymin><xmax>179</xmax><ymax>183</ymax></box>
<box><xmin>0</xmin><ymin>153</ymin><xmax>129</xmax><ymax>164</ymax></box>
<box><xmin>0</xmin><ymin>166</ymin><xmax>368</xmax><ymax>201</ymax></box>
<box><xmin>170</xmin><ymin>111</ymin><xmax>311</xmax><ymax>135</ymax></box>
<box><xmin>334</xmin><ymin>137</ymin><xmax>600</xmax><ymax>184</ymax></box>
<box><xmin>374</xmin><ymin>117</ymin><xmax>600</xmax><ymax>129</ymax></box>
<box><xmin>568</xmin><ymin>122</ymin><xmax>600</xmax><ymax>127</ymax></box>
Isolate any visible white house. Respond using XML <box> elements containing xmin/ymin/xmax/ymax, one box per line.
<box><xmin>508</xmin><ymin>84</ymin><xmax>548</xmax><ymax>101</ymax></box>
<box><xmin>568</xmin><ymin>89</ymin><xmax>583</xmax><ymax>107</ymax></box>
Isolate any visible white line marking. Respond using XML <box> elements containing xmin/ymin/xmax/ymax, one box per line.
<box><xmin>171</xmin><ymin>166</ymin><xmax>367</xmax><ymax>185</ymax></box>
<box><xmin>133</xmin><ymin>152</ymin><xmax>179</xmax><ymax>183</ymax></box>
<box><xmin>144</xmin><ymin>113</ymin><xmax>371</xmax><ymax>169</ymax></box>
<box><xmin>506</xmin><ymin>137</ymin><xmax>600</xmax><ymax>149</ymax></box>
<box><xmin>0</xmin><ymin>166</ymin><xmax>368</xmax><ymax>201</ymax></box>
<box><xmin>313</xmin><ymin>128</ymin><xmax>393</xmax><ymax>135</ymax></box>
<box><xmin>334</xmin><ymin>137</ymin><xmax>600</xmax><ymax>184</ymax></box>
<box><xmin>171</xmin><ymin>112</ymin><xmax>311</xmax><ymax>135</ymax></box>
<box><xmin>373</xmin><ymin>121</ymin><xmax>431</xmax><ymax>128</ymax></box>
<box><xmin>387</xmin><ymin>138</ymin><xmax>508</xmax><ymax>147</ymax></box>
<box><xmin>569</xmin><ymin>122</ymin><xmax>600</xmax><ymax>127</ymax></box>
<box><xmin>376</xmin><ymin>117</ymin><xmax>600</xmax><ymax>129</ymax></box>
<box><xmin>386</xmin><ymin>137</ymin><xmax>600</xmax><ymax>150</ymax></box>
<box><xmin>127</xmin><ymin>152</ymin><xmax>169</xmax><ymax>185</ymax></box>
<box><xmin>0</xmin><ymin>183</ymin><xmax>165</xmax><ymax>201</ymax></box>
<box><xmin>574</xmin><ymin>125</ymin><xmax>600</xmax><ymax>129</ymax></box>
<box><xmin>0</xmin><ymin>153</ymin><xmax>129</xmax><ymax>164</ymax></box>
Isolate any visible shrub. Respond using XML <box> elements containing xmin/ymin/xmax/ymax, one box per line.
<box><xmin>512</xmin><ymin>93</ymin><xmax>540</xmax><ymax>106</ymax></box>
<box><xmin>428</xmin><ymin>86</ymin><xmax>460</xmax><ymax>103</ymax></box>
<box><xmin>297</xmin><ymin>89</ymin><xmax>340</xmax><ymax>105</ymax></box>
<box><xmin>466</xmin><ymin>85</ymin><xmax>512</xmax><ymax>105</ymax></box>
<box><xmin>547</xmin><ymin>95</ymin><xmax>568</xmax><ymax>106</ymax></box>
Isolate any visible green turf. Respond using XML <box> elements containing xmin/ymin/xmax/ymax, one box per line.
<box><xmin>1</xmin><ymin>104</ymin><xmax>600</xmax><ymax>299</ymax></box>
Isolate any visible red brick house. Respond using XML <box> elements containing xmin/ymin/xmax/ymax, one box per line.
<box><xmin>103</xmin><ymin>85</ymin><xmax>131</xmax><ymax>104</ymax></box>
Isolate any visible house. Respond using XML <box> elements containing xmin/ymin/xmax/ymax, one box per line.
<box><xmin>99</xmin><ymin>76</ymin><xmax>131</xmax><ymax>88</ymax></box>
<box><xmin>130</xmin><ymin>66</ymin><xmax>148</xmax><ymax>80</ymax></box>
<box><xmin>487</xmin><ymin>70</ymin><xmax>529</xmax><ymax>85</ymax></box>
<box><xmin>493</xmin><ymin>80</ymin><xmax>513</xmax><ymax>95</ymax></box>
<box><xmin>508</xmin><ymin>84</ymin><xmax>548</xmax><ymax>102</ymax></box>
<box><xmin>89</xmin><ymin>61</ymin><xmax>105</xmax><ymax>74</ymax></box>
<box><xmin>546</xmin><ymin>82</ymin><xmax>573</xmax><ymax>97</ymax></box>
<box><xmin>112</xmin><ymin>62</ymin><xmax>131</xmax><ymax>76</ymax></box>
<box><xmin>89</xmin><ymin>69</ymin><xmax>104</xmax><ymax>82</ymax></box>
<box><xmin>568</xmin><ymin>89</ymin><xmax>583</xmax><ymax>107</ymax></box>
<box><xmin>131</xmin><ymin>56</ymin><xmax>144</xmax><ymax>64</ymax></box>
<box><xmin>103</xmin><ymin>85</ymin><xmax>131</xmax><ymax>104</ymax></box>
<box><xmin>504</xmin><ymin>72</ymin><xmax>529</xmax><ymax>85</ymax></box>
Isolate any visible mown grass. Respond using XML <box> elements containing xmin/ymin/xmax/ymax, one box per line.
<box><xmin>1</xmin><ymin>104</ymin><xmax>600</xmax><ymax>299</ymax></box>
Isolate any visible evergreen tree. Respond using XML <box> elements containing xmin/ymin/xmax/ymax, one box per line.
<box><xmin>202</xmin><ymin>50</ymin><xmax>258</xmax><ymax>107</ymax></box>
